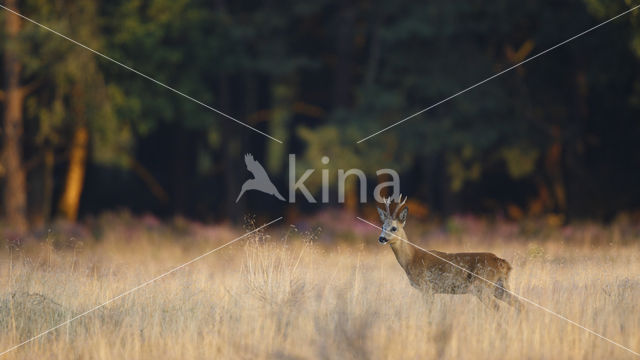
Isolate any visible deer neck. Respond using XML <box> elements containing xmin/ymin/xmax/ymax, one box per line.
<box><xmin>389</xmin><ymin>229</ymin><xmax>415</xmax><ymax>271</ymax></box>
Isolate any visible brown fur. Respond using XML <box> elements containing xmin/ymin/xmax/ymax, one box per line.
<box><xmin>378</xmin><ymin>199</ymin><xmax>523</xmax><ymax>311</ymax></box>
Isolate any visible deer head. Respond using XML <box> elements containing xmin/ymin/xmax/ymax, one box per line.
<box><xmin>376</xmin><ymin>195</ymin><xmax>408</xmax><ymax>244</ymax></box>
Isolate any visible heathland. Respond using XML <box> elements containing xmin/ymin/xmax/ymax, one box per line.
<box><xmin>0</xmin><ymin>212</ymin><xmax>638</xmax><ymax>359</ymax></box>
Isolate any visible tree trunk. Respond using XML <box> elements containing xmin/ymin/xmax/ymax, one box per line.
<box><xmin>2</xmin><ymin>0</ymin><xmax>28</xmax><ymax>233</ymax></box>
<box><xmin>214</xmin><ymin>0</ymin><xmax>244</xmax><ymax>223</ymax></box>
<box><xmin>27</xmin><ymin>148</ymin><xmax>54</xmax><ymax>228</ymax></box>
<box><xmin>220</xmin><ymin>74</ymin><xmax>244</xmax><ymax>222</ymax></box>
<box><xmin>42</xmin><ymin>148</ymin><xmax>54</xmax><ymax>223</ymax></box>
<box><xmin>59</xmin><ymin>81</ymin><xmax>91</xmax><ymax>222</ymax></box>
<box><xmin>170</xmin><ymin>124</ymin><xmax>187</xmax><ymax>214</ymax></box>
<box><xmin>58</xmin><ymin>126</ymin><xmax>89</xmax><ymax>221</ymax></box>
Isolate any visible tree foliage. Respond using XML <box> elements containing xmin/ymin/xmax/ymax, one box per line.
<box><xmin>1</xmin><ymin>0</ymin><xmax>639</xmax><ymax>226</ymax></box>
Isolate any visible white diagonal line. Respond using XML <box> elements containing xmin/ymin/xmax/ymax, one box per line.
<box><xmin>357</xmin><ymin>4</ymin><xmax>640</xmax><ymax>143</ymax></box>
<box><xmin>0</xmin><ymin>4</ymin><xmax>283</xmax><ymax>144</ymax></box>
<box><xmin>0</xmin><ymin>217</ymin><xmax>283</xmax><ymax>357</ymax></box>
<box><xmin>356</xmin><ymin>216</ymin><xmax>640</xmax><ymax>357</ymax></box>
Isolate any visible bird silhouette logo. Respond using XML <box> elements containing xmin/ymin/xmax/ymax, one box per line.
<box><xmin>236</xmin><ymin>154</ymin><xmax>286</xmax><ymax>202</ymax></box>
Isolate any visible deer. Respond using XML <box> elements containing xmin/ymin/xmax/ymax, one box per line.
<box><xmin>376</xmin><ymin>196</ymin><xmax>523</xmax><ymax>311</ymax></box>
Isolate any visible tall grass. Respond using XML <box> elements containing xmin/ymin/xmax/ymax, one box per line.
<box><xmin>0</xmin><ymin>218</ymin><xmax>638</xmax><ymax>359</ymax></box>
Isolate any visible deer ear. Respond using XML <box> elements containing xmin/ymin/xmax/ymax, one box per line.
<box><xmin>398</xmin><ymin>207</ymin><xmax>408</xmax><ymax>225</ymax></box>
<box><xmin>377</xmin><ymin>207</ymin><xmax>387</xmax><ymax>222</ymax></box>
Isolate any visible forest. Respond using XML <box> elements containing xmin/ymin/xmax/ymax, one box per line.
<box><xmin>1</xmin><ymin>0</ymin><xmax>640</xmax><ymax>232</ymax></box>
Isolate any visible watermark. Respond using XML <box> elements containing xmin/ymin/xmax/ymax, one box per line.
<box><xmin>236</xmin><ymin>153</ymin><xmax>400</xmax><ymax>203</ymax></box>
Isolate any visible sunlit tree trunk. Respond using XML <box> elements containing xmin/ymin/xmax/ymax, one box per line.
<box><xmin>58</xmin><ymin>85</ymin><xmax>89</xmax><ymax>222</ymax></box>
<box><xmin>58</xmin><ymin>126</ymin><xmax>88</xmax><ymax>221</ymax></box>
<box><xmin>2</xmin><ymin>0</ymin><xmax>28</xmax><ymax>233</ymax></box>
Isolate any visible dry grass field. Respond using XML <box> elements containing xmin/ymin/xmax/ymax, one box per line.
<box><xmin>0</xmin><ymin>214</ymin><xmax>639</xmax><ymax>359</ymax></box>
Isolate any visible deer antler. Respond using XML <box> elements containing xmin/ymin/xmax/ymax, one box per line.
<box><xmin>392</xmin><ymin>194</ymin><xmax>408</xmax><ymax>219</ymax></box>
<box><xmin>382</xmin><ymin>197</ymin><xmax>392</xmax><ymax>217</ymax></box>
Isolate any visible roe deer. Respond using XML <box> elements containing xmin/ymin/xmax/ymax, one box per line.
<box><xmin>376</xmin><ymin>196</ymin><xmax>523</xmax><ymax>311</ymax></box>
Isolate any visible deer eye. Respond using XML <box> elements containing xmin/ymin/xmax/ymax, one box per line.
<box><xmin>391</xmin><ymin>226</ymin><xmax>397</xmax><ymax>232</ymax></box>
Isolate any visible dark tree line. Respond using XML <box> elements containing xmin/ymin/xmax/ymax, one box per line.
<box><xmin>1</xmin><ymin>0</ymin><xmax>640</xmax><ymax>232</ymax></box>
